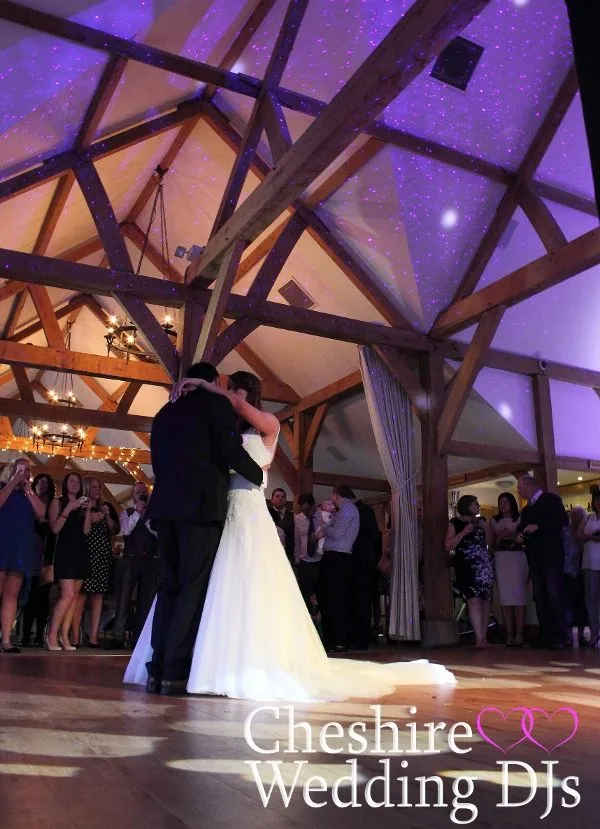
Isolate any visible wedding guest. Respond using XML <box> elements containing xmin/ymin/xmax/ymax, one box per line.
<box><xmin>21</xmin><ymin>473</ymin><xmax>56</xmax><ymax>647</ymax></box>
<box><xmin>516</xmin><ymin>474</ymin><xmax>568</xmax><ymax>649</ymax></box>
<box><xmin>110</xmin><ymin>482</ymin><xmax>158</xmax><ymax>649</ymax></box>
<box><xmin>445</xmin><ymin>494</ymin><xmax>493</xmax><ymax>649</ymax></box>
<box><xmin>576</xmin><ymin>491</ymin><xmax>600</xmax><ymax>648</ymax></box>
<box><xmin>47</xmin><ymin>473</ymin><xmax>91</xmax><ymax>651</ymax></box>
<box><xmin>0</xmin><ymin>458</ymin><xmax>45</xmax><ymax>652</ymax></box>
<box><xmin>316</xmin><ymin>484</ymin><xmax>360</xmax><ymax>652</ymax></box>
<box><xmin>71</xmin><ymin>477</ymin><xmax>118</xmax><ymax>647</ymax></box>
<box><xmin>490</xmin><ymin>492</ymin><xmax>528</xmax><ymax>647</ymax></box>
<box><xmin>565</xmin><ymin>506</ymin><xmax>587</xmax><ymax>647</ymax></box>
<box><xmin>294</xmin><ymin>493</ymin><xmax>323</xmax><ymax>630</ymax></box>
<box><xmin>268</xmin><ymin>488</ymin><xmax>295</xmax><ymax>562</ymax></box>
<box><xmin>350</xmin><ymin>492</ymin><xmax>382</xmax><ymax>650</ymax></box>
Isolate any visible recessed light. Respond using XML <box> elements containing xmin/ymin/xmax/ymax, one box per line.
<box><xmin>441</xmin><ymin>208</ymin><xmax>459</xmax><ymax>229</ymax></box>
<box><xmin>578</xmin><ymin>476</ymin><xmax>583</xmax><ymax>481</ymax></box>
<box><xmin>513</xmin><ymin>0</ymin><xmax>529</xmax><ymax>7</ymax></box>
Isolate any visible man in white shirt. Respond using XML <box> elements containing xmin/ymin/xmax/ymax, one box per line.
<box><xmin>109</xmin><ymin>482</ymin><xmax>158</xmax><ymax>648</ymax></box>
<box><xmin>294</xmin><ymin>493</ymin><xmax>323</xmax><ymax>612</ymax></box>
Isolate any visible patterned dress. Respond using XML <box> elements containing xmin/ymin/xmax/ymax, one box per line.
<box><xmin>83</xmin><ymin>506</ymin><xmax>117</xmax><ymax>594</ymax></box>
<box><xmin>451</xmin><ymin>517</ymin><xmax>494</xmax><ymax>601</ymax></box>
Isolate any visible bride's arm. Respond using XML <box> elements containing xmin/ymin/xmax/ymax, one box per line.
<box><xmin>174</xmin><ymin>377</ymin><xmax>279</xmax><ymax>442</ymax></box>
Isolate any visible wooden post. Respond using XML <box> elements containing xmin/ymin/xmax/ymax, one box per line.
<box><xmin>532</xmin><ymin>373</ymin><xmax>558</xmax><ymax>494</ymax></box>
<box><xmin>419</xmin><ymin>350</ymin><xmax>458</xmax><ymax>647</ymax></box>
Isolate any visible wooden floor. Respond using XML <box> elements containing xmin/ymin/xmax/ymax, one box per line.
<box><xmin>0</xmin><ymin>643</ymin><xmax>599</xmax><ymax>828</ymax></box>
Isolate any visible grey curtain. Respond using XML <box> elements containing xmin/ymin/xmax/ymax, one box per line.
<box><xmin>358</xmin><ymin>345</ymin><xmax>420</xmax><ymax>640</ymax></box>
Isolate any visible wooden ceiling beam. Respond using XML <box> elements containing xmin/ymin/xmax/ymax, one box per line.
<box><xmin>447</xmin><ymin>440</ymin><xmax>541</xmax><ymax>465</ymax></box>
<box><xmin>437</xmin><ymin>307</ymin><xmax>504</xmax><ymax>454</ymax></box>
<box><xmin>209</xmin><ymin>0</ymin><xmax>308</xmax><ymax>237</ymax></box>
<box><xmin>0</xmin><ymin>395</ymin><xmax>153</xmax><ymax>432</ymax></box>
<box><xmin>372</xmin><ymin>346</ymin><xmax>428</xmax><ymax>420</ymax></box>
<box><xmin>202</xmin><ymin>101</ymin><xmax>415</xmax><ymax>329</ymax></box>
<box><xmin>0</xmin><ymin>339</ymin><xmax>170</xmax><ymax>385</ymax></box>
<box><xmin>448</xmin><ymin>64</ymin><xmax>579</xmax><ymax>305</ymax></box>
<box><xmin>74</xmin><ymin>161</ymin><xmax>179</xmax><ymax>379</ymax></box>
<box><xmin>261</xmin><ymin>91</ymin><xmax>293</xmax><ymax>164</ymax></box>
<box><xmin>193</xmin><ymin>240</ymin><xmax>246</xmax><ymax>363</ymax></box>
<box><xmin>188</xmin><ymin>0</ymin><xmax>493</xmax><ymax>283</ymax></box>
<box><xmin>210</xmin><ymin>213</ymin><xmax>306</xmax><ymax>364</ymax></box>
<box><xmin>431</xmin><ymin>226</ymin><xmax>600</xmax><ymax>338</ymax></box>
<box><xmin>277</xmin><ymin>370</ymin><xmax>363</xmax><ymax>421</ymax></box>
<box><xmin>0</xmin><ymin>2</ymin><xmax>258</xmax><ymax>96</ymax></box>
<box><xmin>313</xmin><ymin>471</ymin><xmax>390</xmax><ymax>492</ymax></box>
<box><xmin>304</xmin><ymin>137</ymin><xmax>384</xmax><ymax>208</ymax></box>
<box><xmin>0</xmin><ymin>436</ymin><xmax>151</xmax><ymax>464</ymax></box>
<box><xmin>518</xmin><ymin>184</ymin><xmax>567</xmax><ymax>252</ymax></box>
<box><xmin>203</xmin><ymin>0</ymin><xmax>279</xmax><ymax>100</ymax></box>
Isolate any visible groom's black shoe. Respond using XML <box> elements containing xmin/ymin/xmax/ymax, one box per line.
<box><xmin>146</xmin><ymin>675</ymin><xmax>161</xmax><ymax>694</ymax></box>
<box><xmin>160</xmin><ymin>679</ymin><xmax>188</xmax><ymax>696</ymax></box>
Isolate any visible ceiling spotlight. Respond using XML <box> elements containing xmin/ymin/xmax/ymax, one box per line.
<box><xmin>441</xmin><ymin>208</ymin><xmax>459</xmax><ymax>229</ymax></box>
<box><xmin>512</xmin><ymin>0</ymin><xmax>529</xmax><ymax>7</ymax></box>
<box><xmin>578</xmin><ymin>476</ymin><xmax>583</xmax><ymax>481</ymax></box>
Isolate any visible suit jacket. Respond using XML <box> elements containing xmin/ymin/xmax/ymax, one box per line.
<box><xmin>268</xmin><ymin>504</ymin><xmax>295</xmax><ymax>560</ymax></box>
<box><xmin>147</xmin><ymin>388</ymin><xmax>263</xmax><ymax>524</ymax></box>
<box><xmin>519</xmin><ymin>492</ymin><xmax>568</xmax><ymax>561</ymax></box>
<box><xmin>354</xmin><ymin>500</ymin><xmax>382</xmax><ymax>560</ymax></box>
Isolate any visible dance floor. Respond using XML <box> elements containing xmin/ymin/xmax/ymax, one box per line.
<box><xmin>0</xmin><ymin>645</ymin><xmax>598</xmax><ymax>828</ymax></box>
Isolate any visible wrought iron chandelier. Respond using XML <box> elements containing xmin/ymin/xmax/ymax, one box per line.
<box><xmin>105</xmin><ymin>165</ymin><xmax>177</xmax><ymax>362</ymax></box>
<box><xmin>30</xmin><ymin>320</ymin><xmax>87</xmax><ymax>453</ymax></box>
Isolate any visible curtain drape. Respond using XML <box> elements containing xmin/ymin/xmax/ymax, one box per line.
<box><xmin>358</xmin><ymin>345</ymin><xmax>420</xmax><ymax>640</ymax></box>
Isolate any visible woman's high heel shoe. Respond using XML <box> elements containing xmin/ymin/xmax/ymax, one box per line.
<box><xmin>44</xmin><ymin>634</ymin><xmax>61</xmax><ymax>652</ymax></box>
<box><xmin>58</xmin><ymin>633</ymin><xmax>76</xmax><ymax>652</ymax></box>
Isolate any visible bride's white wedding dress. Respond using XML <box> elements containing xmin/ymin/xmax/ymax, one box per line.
<box><xmin>124</xmin><ymin>429</ymin><xmax>455</xmax><ymax>700</ymax></box>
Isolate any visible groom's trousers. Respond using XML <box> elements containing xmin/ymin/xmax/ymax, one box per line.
<box><xmin>148</xmin><ymin>520</ymin><xmax>222</xmax><ymax>681</ymax></box>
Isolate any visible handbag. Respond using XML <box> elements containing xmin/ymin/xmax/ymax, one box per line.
<box><xmin>38</xmin><ymin>530</ymin><xmax>56</xmax><ymax>585</ymax></box>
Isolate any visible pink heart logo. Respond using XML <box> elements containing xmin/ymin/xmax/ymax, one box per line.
<box><xmin>515</xmin><ymin>706</ymin><xmax>579</xmax><ymax>754</ymax></box>
<box><xmin>476</xmin><ymin>707</ymin><xmax>579</xmax><ymax>754</ymax></box>
<box><xmin>475</xmin><ymin>707</ymin><xmax>529</xmax><ymax>754</ymax></box>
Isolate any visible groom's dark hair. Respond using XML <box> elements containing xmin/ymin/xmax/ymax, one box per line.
<box><xmin>184</xmin><ymin>361</ymin><xmax>219</xmax><ymax>383</ymax></box>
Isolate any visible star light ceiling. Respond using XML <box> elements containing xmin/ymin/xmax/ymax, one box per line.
<box><xmin>105</xmin><ymin>165</ymin><xmax>177</xmax><ymax>362</ymax></box>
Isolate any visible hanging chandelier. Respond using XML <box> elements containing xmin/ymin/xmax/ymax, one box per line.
<box><xmin>30</xmin><ymin>320</ymin><xmax>87</xmax><ymax>453</ymax></box>
<box><xmin>105</xmin><ymin>165</ymin><xmax>178</xmax><ymax>362</ymax></box>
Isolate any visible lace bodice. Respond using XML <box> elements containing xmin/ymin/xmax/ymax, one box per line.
<box><xmin>229</xmin><ymin>428</ymin><xmax>277</xmax><ymax>492</ymax></box>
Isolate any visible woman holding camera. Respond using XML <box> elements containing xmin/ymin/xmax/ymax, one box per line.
<box><xmin>0</xmin><ymin>458</ymin><xmax>45</xmax><ymax>652</ymax></box>
<box><xmin>576</xmin><ymin>490</ymin><xmax>600</xmax><ymax>648</ymax></box>
<box><xmin>71</xmin><ymin>476</ymin><xmax>118</xmax><ymax>647</ymax></box>
<box><xmin>47</xmin><ymin>472</ymin><xmax>91</xmax><ymax>651</ymax></box>
<box><xmin>445</xmin><ymin>494</ymin><xmax>494</xmax><ymax>648</ymax></box>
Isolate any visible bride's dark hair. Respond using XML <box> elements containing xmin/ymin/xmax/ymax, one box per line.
<box><xmin>229</xmin><ymin>371</ymin><xmax>262</xmax><ymax>433</ymax></box>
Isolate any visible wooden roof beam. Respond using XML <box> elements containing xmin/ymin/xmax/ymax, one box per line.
<box><xmin>431</xmin><ymin>226</ymin><xmax>600</xmax><ymax>338</ymax></box>
<box><xmin>74</xmin><ymin>161</ymin><xmax>179</xmax><ymax>379</ymax></box>
<box><xmin>448</xmin><ymin>64</ymin><xmax>579</xmax><ymax>305</ymax></box>
<box><xmin>0</xmin><ymin>1</ymin><xmax>258</xmax><ymax>97</ymax></box>
<box><xmin>188</xmin><ymin>0</ymin><xmax>493</xmax><ymax>283</ymax></box>
<box><xmin>277</xmin><ymin>371</ymin><xmax>363</xmax><ymax>421</ymax></box>
<box><xmin>437</xmin><ymin>308</ymin><xmax>505</xmax><ymax>455</ymax></box>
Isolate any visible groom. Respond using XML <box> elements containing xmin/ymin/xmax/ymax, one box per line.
<box><xmin>145</xmin><ymin>361</ymin><xmax>263</xmax><ymax>695</ymax></box>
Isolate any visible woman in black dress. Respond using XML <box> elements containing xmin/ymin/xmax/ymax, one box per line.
<box><xmin>445</xmin><ymin>494</ymin><xmax>494</xmax><ymax>648</ymax></box>
<box><xmin>71</xmin><ymin>476</ymin><xmax>118</xmax><ymax>647</ymax></box>
<box><xmin>47</xmin><ymin>473</ymin><xmax>91</xmax><ymax>651</ymax></box>
<box><xmin>21</xmin><ymin>473</ymin><xmax>56</xmax><ymax>647</ymax></box>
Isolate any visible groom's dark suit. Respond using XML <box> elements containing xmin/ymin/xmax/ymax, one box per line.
<box><xmin>146</xmin><ymin>387</ymin><xmax>263</xmax><ymax>682</ymax></box>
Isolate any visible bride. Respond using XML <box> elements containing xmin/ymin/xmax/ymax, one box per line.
<box><xmin>124</xmin><ymin>371</ymin><xmax>455</xmax><ymax>700</ymax></box>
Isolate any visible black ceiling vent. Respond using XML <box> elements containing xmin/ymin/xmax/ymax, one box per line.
<box><xmin>278</xmin><ymin>279</ymin><xmax>316</xmax><ymax>310</ymax></box>
<box><xmin>430</xmin><ymin>36</ymin><xmax>484</xmax><ymax>91</ymax></box>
